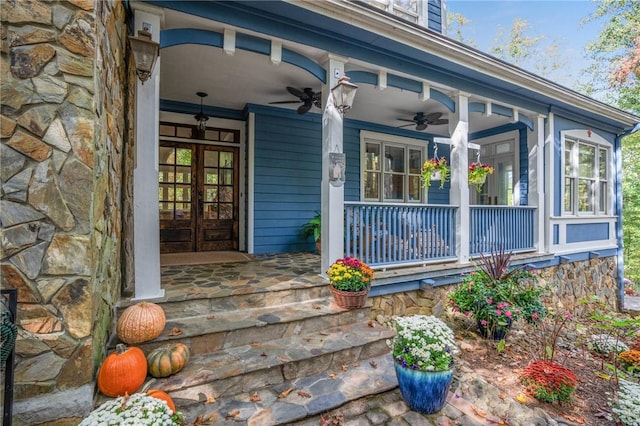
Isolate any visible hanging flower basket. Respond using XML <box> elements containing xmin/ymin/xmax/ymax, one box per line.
<box><xmin>421</xmin><ymin>157</ymin><xmax>450</xmax><ymax>189</ymax></box>
<box><xmin>468</xmin><ymin>162</ymin><xmax>493</xmax><ymax>192</ymax></box>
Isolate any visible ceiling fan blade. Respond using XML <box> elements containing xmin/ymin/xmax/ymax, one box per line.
<box><xmin>269</xmin><ymin>100</ymin><xmax>302</xmax><ymax>105</ymax></box>
<box><xmin>398</xmin><ymin>123</ymin><xmax>415</xmax><ymax>128</ymax></box>
<box><xmin>297</xmin><ymin>103</ymin><xmax>312</xmax><ymax>114</ymax></box>
<box><xmin>286</xmin><ymin>86</ymin><xmax>304</xmax><ymax>98</ymax></box>
<box><xmin>397</xmin><ymin>118</ymin><xmax>417</xmax><ymax>123</ymax></box>
<box><xmin>425</xmin><ymin>112</ymin><xmax>443</xmax><ymax>121</ymax></box>
<box><xmin>429</xmin><ymin>119</ymin><xmax>448</xmax><ymax>126</ymax></box>
<box><xmin>416</xmin><ymin>123</ymin><xmax>428</xmax><ymax>131</ymax></box>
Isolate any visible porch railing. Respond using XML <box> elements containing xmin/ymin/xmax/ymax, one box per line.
<box><xmin>345</xmin><ymin>202</ymin><xmax>458</xmax><ymax>268</ymax></box>
<box><xmin>469</xmin><ymin>206</ymin><xmax>537</xmax><ymax>256</ymax></box>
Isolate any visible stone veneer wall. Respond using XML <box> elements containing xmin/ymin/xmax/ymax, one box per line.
<box><xmin>371</xmin><ymin>257</ymin><xmax>619</xmax><ymax>320</ymax></box>
<box><xmin>1</xmin><ymin>0</ymin><xmax>128</xmax><ymax>424</ymax></box>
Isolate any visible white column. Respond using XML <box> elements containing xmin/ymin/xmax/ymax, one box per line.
<box><xmin>449</xmin><ymin>93</ymin><xmax>470</xmax><ymax>263</ymax></box>
<box><xmin>132</xmin><ymin>4</ymin><xmax>164</xmax><ymax>300</ymax></box>
<box><xmin>544</xmin><ymin>113</ymin><xmax>555</xmax><ymax>252</ymax></box>
<box><xmin>320</xmin><ymin>55</ymin><xmax>347</xmax><ymax>275</ymax></box>
<box><xmin>530</xmin><ymin>114</ymin><xmax>546</xmax><ymax>253</ymax></box>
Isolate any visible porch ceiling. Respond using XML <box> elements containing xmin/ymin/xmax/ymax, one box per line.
<box><xmin>157</xmin><ymin>7</ymin><xmax>516</xmax><ymax>136</ymax></box>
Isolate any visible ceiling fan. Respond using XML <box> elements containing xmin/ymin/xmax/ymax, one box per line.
<box><xmin>269</xmin><ymin>86</ymin><xmax>322</xmax><ymax>114</ymax></box>
<box><xmin>397</xmin><ymin>112</ymin><xmax>448</xmax><ymax>131</ymax></box>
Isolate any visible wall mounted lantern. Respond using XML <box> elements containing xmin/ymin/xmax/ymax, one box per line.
<box><xmin>331</xmin><ymin>76</ymin><xmax>358</xmax><ymax>113</ymax></box>
<box><xmin>129</xmin><ymin>30</ymin><xmax>159</xmax><ymax>84</ymax></box>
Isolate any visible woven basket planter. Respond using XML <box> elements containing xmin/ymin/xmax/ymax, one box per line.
<box><xmin>329</xmin><ymin>285</ymin><xmax>369</xmax><ymax>309</ymax></box>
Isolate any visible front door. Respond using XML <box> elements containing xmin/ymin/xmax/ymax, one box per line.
<box><xmin>159</xmin><ymin>141</ymin><xmax>239</xmax><ymax>253</ymax></box>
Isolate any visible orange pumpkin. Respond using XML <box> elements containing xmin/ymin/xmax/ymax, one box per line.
<box><xmin>97</xmin><ymin>344</ymin><xmax>147</xmax><ymax>397</ymax></box>
<box><xmin>147</xmin><ymin>389</ymin><xmax>176</xmax><ymax>412</ymax></box>
<box><xmin>147</xmin><ymin>343</ymin><xmax>190</xmax><ymax>378</ymax></box>
<box><xmin>117</xmin><ymin>302</ymin><xmax>166</xmax><ymax>344</ymax></box>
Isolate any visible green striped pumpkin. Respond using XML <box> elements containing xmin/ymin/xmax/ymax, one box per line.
<box><xmin>146</xmin><ymin>343</ymin><xmax>190</xmax><ymax>378</ymax></box>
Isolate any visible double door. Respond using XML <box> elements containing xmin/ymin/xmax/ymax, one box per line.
<box><xmin>159</xmin><ymin>142</ymin><xmax>239</xmax><ymax>253</ymax></box>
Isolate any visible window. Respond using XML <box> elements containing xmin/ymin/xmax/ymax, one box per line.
<box><xmin>562</xmin><ymin>133</ymin><xmax>610</xmax><ymax>215</ymax></box>
<box><xmin>362</xmin><ymin>133</ymin><xmax>425</xmax><ymax>202</ymax></box>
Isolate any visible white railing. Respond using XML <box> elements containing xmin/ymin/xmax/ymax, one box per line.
<box><xmin>469</xmin><ymin>206</ymin><xmax>537</xmax><ymax>256</ymax></box>
<box><xmin>345</xmin><ymin>202</ymin><xmax>458</xmax><ymax>267</ymax></box>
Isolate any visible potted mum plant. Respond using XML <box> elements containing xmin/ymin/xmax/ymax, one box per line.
<box><xmin>326</xmin><ymin>257</ymin><xmax>374</xmax><ymax>309</ymax></box>
<box><xmin>448</xmin><ymin>248</ymin><xmax>547</xmax><ymax>340</ymax></box>
<box><xmin>468</xmin><ymin>162</ymin><xmax>494</xmax><ymax>192</ymax></box>
<box><xmin>388</xmin><ymin>315</ymin><xmax>458</xmax><ymax>414</ymax></box>
<box><xmin>79</xmin><ymin>392</ymin><xmax>184</xmax><ymax>425</ymax></box>
<box><xmin>421</xmin><ymin>156</ymin><xmax>450</xmax><ymax>189</ymax></box>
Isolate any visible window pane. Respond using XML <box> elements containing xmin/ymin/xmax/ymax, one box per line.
<box><xmin>564</xmin><ymin>140</ymin><xmax>573</xmax><ymax>177</ymax></box>
<box><xmin>578</xmin><ymin>179</ymin><xmax>594</xmax><ymax>212</ymax></box>
<box><xmin>221</xmin><ymin>170</ymin><xmax>233</xmax><ymax>185</ymax></box>
<box><xmin>160</xmin><ymin>147</ymin><xmax>174</xmax><ymax>165</ymax></box>
<box><xmin>366</xmin><ymin>143</ymin><xmax>381</xmax><ymax>171</ymax></box>
<box><xmin>599</xmin><ymin>148</ymin><xmax>607</xmax><ymax>179</ymax></box>
<box><xmin>599</xmin><ymin>182</ymin><xmax>607</xmax><ymax>212</ymax></box>
<box><xmin>159</xmin><ymin>202</ymin><xmax>174</xmax><ymax>220</ymax></box>
<box><xmin>219</xmin><ymin>203</ymin><xmax>233</xmax><ymax>219</ymax></box>
<box><xmin>176</xmin><ymin>148</ymin><xmax>192</xmax><ymax>166</ymax></box>
<box><xmin>159</xmin><ymin>165</ymin><xmax>173</xmax><ymax>183</ymax></box>
<box><xmin>204</xmin><ymin>151</ymin><xmax>218</xmax><ymax>167</ymax></box>
<box><xmin>409</xmin><ymin>149</ymin><xmax>422</xmax><ymax>174</ymax></box>
<box><xmin>204</xmin><ymin>204</ymin><xmax>217</xmax><ymax>220</ymax></box>
<box><xmin>159</xmin><ymin>184</ymin><xmax>172</xmax><ymax>202</ymax></box>
<box><xmin>175</xmin><ymin>166</ymin><xmax>191</xmax><ymax>183</ymax></box>
<box><xmin>384</xmin><ymin>174</ymin><xmax>404</xmax><ymax>200</ymax></box>
<box><xmin>578</xmin><ymin>144</ymin><xmax>595</xmax><ymax>178</ymax></box>
<box><xmin>364</xmin><ymin>171</ymin><xmax>380</xmax><ymax>199</ymax></box>
<box><xmin>175</xmin><ymin>203</ymin><xmax>190</xmax><ymax>220</ymax></box>
<box><xmin>220</xmin><ymin>152</ymin><xmax>233</xmax><ymax>168</ymax></box>
<box><xmin>408</xmin><ymin>176</ymin><xmax>421</xmax><ymax>201</ymax></box>
<box><xmin>220</xmin><ymin>187</ymin><xmax>233</xmax><ymax>202</ymax></box>
<box><xmin>205</xmin><ymin>170</ymin><xmax>218</xmax><ymax>184</ymax></box>
<box><xmin>205</xmin><ymin>187</ymin><xmax>218</xmax><ymax>202</ymax></box>
<box><xmin>386</xmin><ymin>146</ymin><xmax>405</xmax><ymax>172</ymax></box>
<box><xmin>564</xmin><ymin>178</ymin><xmax>573</xmax><ymax>213</ymax></box>
<box><xmin>175</xmin><ymin>185</ymin><xmax>191</xmax><ymax>202</ymax></box>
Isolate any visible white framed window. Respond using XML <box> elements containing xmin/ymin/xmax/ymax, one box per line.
<box><xmin>361</xmin><ymin>131</ymin><xmax>426</xmax><ymax>203</ymax></box>
<box><xmin>561</xmin><ymin>130</ymin><xmax>611</xmax><ymax>216</ymax></box>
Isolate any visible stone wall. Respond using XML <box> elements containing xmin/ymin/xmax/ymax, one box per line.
<box><xmin>1</xmin><ymin>0</ymin><xmax>127</xmax><ymax>424</ymax></box>
<box><xmin>371</xmin><ymin>257</ymin><xmax>619</xmax><ymax>321</ymax></box>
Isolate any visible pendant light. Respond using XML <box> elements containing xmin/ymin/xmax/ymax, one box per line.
<box><xmin>194</xmin><ymin>92</ymin><xmax>209</xmax><ymax>134</ymax></box>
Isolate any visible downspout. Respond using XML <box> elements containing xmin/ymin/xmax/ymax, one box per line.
<box><xmin>616</xmin><ymin>122</ymin><xmax>640</xmax><ymax>310</ymax></box>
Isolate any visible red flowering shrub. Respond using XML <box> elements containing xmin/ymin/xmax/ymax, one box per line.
<box><xmin>521</xmin><ymin>360</ymin><xmax>579</xmax><ymax>404</ymax></box>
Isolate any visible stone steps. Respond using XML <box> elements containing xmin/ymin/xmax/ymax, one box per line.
<box><xmin>176</xmin><ymin>353</ymin><xmax>398</xmax><ymax>425</ymax></box>
<box><xmin>113</xmin><ymin>298</ymin><xmax>371</xmax><ymax>356</ymax></box>
<box><xmin>117</xmin><ymin>282</ymin><xmax>330</xmax><ymax>321</ymax></box>
<box><xmin>155</xmin><ymin>320</ymin><xmax>395</xmax><ymax>404</ymax></box>
<box><xmin>110</xmin><ymin>279</ymin><xmax>398</xmax><ymax>425</ymax></box>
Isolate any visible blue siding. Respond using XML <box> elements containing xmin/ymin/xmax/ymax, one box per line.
<box><xmin>566</xmin><ymin>223</ymin><xmax>609</xmax><ymax>243</ymax></box>
<box><xmin>253</xmin><ymin>110</ymin><xmax>322</xmax><ymax>254</ymax></box>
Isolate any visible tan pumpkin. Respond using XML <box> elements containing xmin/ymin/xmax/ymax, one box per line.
<box><xmin>147</xmin><ymin>389</ymin><xmax>176</xmax><ymax>412</ymax></box>
<box><xmin>117</xmin><ymin>302</ymin><xmax>166</xmax><ymax>344</ymax></box>
<box><xmin>147</xmin><ymin>342</ymin><xmax>190</xmax><ymax>378</ymax></box>
<box><xmin>97</xmin><ymin>344</ymin><xmax>147</xmax><ymax>397</ymax></box>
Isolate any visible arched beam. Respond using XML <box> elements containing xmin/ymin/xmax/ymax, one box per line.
<box><xmin>161</xmin><ymin>28</ymin><xmax>326</xmax><ymax>83</ymax></box>
<box><xmin>346</xmin><ymin>70</ymin><xmax>455</xmax><ymax>112</ymax></box>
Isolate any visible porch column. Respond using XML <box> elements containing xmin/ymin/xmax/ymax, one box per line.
<box><xmin>131</xmin><ymin>4</ymin><xmax>164</xmax><ymax>300</ymax></box>
<box><xmin>449</xmin><ymin>93</ymin><xmax>470</xmax><ymax>263</ymax></box>
<box><xmin>320</xmin><ymin>55</ymin><xmax>347</xmax><ymax>275</ymax></box>
<box><xmin>544</xmin><ymin>113</ymin><xmax>555</xmax><ymax>254</ymax></box>
<box><xmin>530</xmin><ymin>114</ymin><xmax>546</xmax><ymax>253</ymax></box>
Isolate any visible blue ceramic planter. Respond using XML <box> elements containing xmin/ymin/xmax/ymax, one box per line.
<box><xmin>393</xmin><ymin>362</ymin><xmax>453</xmax><ymax>414</ymax></box>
